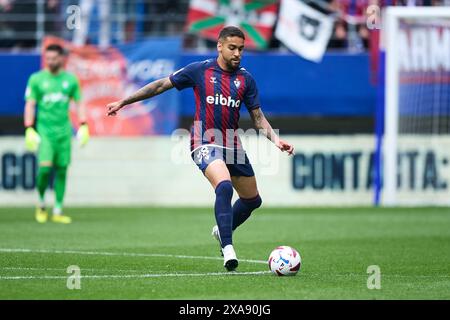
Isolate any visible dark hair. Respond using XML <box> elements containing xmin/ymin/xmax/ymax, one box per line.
<box><xmin>218</xmin><ymin>26</ymin><xmax>245</xmax><ymax>41</ymax></box>
<box><xmin>45</xmin><ymin>44</ymin><xmax>65</xmax><ymax>55</ymax></box>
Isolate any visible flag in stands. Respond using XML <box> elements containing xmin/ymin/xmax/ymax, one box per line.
<box><xmin>275</xmin><ymin>0</ymin><xmax>334</xmax><ymax>62</ymax></box>
<box><xmin>185</xmin><ymin>0</ymin><xmax>278</xmax><ymax>50</ymax></box>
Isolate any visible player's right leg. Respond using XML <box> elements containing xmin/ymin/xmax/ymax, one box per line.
<box><xmin>204</xmin><ymin>159</ymin><xmax>238</xmax><ymax>271</ymax></box>
<box><xmin>35</xmin><ymin>136</ymin><xmax>53</xmax><ymax>223</ymax></box>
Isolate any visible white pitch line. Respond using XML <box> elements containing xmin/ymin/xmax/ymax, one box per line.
<box><xmin>0</xmin><ymin>271</ymin><xmax>271</xmax><ymax>280</ymax></box>
<box><xmin>1</xmin><ymin>267</ymin><xmax>145</xmax><ymax>273</ymax></box>
<box><xmin>0</xmin><ymin>248</ymin><xmax>267</xmax><ymax>264</ymax></box>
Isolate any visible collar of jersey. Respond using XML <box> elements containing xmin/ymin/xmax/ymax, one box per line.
<box><xmin>44</xmin><ymin>69</ymin><xmax>64</xmax><ymax>77</ymax></box>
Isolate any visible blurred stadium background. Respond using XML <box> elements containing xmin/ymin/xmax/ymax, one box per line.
<box><xmin>1</xmin><ymin>0</ymin><xmax>450</xmax><ymax>207</ymax></box>
<box><xmin>0</xmin><ymin>0</ymin><xmax>450</xmax><ymax>300</ymax></box>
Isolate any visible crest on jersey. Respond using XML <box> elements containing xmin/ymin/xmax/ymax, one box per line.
<box><xmin>62</xmin><ymin>81</ymin><xmax>69</xmax><ymax>89</ymax></box>
<box><xmin>234</xmin><ymin>79</ymin><xmax>241</xmax><ymax>89</ymax></box>
<box><xmin>210</xmin><ymin>76</ymin><xmax>217</xmax><ymax>84</ymax></box>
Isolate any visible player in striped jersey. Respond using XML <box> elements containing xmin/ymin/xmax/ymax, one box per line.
<box><xmin>107</xmin><ymin>26</ymin><xmax>294</xmax><ymax>271</ymax></box>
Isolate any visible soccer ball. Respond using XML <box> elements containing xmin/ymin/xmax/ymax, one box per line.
<box><xmin>268</xmin><ymin>246</ymin><xmax>301</xmax><ymax>276</ymax></box>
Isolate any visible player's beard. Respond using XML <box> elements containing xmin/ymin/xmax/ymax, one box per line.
<box><xmin>48</xmin><ymin>63</ymin><xmax>62</xmax><ymax>74</ymax></box>
<box><xmin>226</xmin><ymin>58</ymin><xmax>240</xmax><ymax>71</ymax></box>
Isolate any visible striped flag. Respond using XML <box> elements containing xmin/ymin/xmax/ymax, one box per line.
<box><xmin>185</xmin><ymin>0</ymin><xmax>278</xmax><ymax>50</ymax></box>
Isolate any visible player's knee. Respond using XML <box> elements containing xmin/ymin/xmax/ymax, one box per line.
<box><xmin>39</xmin><ymin>161</ymin><xmax>53</xmax><ymax>167</ymax></box>
<box><xmin>38</xmin><ymin>166</ymin><xmax>52</xmax><ymax>175</ymax></box>
<box><xmin>251</xmin><ymin>194</ymin><xmax>262</xmax><ymax>209</ymax></box>
<box><xmin>242</xmin><ymin>194</ymin><xmax>262</xmax><ymax>210</ymax></box>
<box><xmin>215</xmin><ymin>180</ymin><xmax>233</xmax><ymax>200</ymax></box>
<box><xmin>55</xmin><ymin>166</ymin><xmax>67</xmax><ymax>178</ymax></box>
<box><xmin>254</xmin><ymin>194</ymin><xmax>262</xmax><ymax>209</ymax></box>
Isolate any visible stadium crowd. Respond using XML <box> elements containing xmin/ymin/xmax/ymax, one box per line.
<box><xmin>0</xmin><ymin>0</ymin><xmax>449</xmax><ymax>50</ymax></box>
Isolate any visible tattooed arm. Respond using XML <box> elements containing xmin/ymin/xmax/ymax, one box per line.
<box><xmin>250</xmin><ymin>107</ymin><xmax>295</xmax><ymax>155</ymax></box>
<box><xmin>107</xmin><ymin>77</ymin><xmax>174</xmax><ymax>116</ymax></box>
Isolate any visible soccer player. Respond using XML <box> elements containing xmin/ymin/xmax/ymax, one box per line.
<box><xmin>24</xmin><ymin>44</ymin><xmax>90</xmax><ymax>224</ymax></box>
<box><xmin>106</xmin><ymin>26</ymin><xmax>294</xmax><ymax>271</ymax></box>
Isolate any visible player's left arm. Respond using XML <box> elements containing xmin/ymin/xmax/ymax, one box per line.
<box><xmin>72</xmin><ymin>101</ymin><xmax>87</xmax><ymax>123</ymax></box>
<box><xmin>249</xmin><ymin>107</ymin><xmax>295</xmax><ymax>156</ymax></box>
<box><xmin>72</xmin><ymin>76</ymin><xmax>89</xmax><ymax>147</ymax></box>
<box><xmin>245</xmin><ymin>74</ymin><xmax>294</xmax><ymax>155</ymax></box>
<box><xmin>71</xmin><ymin>76</ymin><xmax>85</xmax><ymax>121</ymax></box>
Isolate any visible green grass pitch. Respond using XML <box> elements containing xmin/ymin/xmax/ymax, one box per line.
<box><xmin>0</xmin><ymin>206</ymin><xmax>449</xmax><ymax>300</ymax></box>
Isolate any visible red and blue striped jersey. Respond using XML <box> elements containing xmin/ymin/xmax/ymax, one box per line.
<box><xmin>169</xmin><ymin>59</ymin><xmax>261</xmax><ymax>151</ymax></box>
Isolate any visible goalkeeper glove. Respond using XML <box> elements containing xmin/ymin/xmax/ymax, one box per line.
<box><xmin>25</xmin><ymin>127</ymin><xmax>40</xmax><ymax>152</ymax></box>
<box><xmin>76</xmin><ymin>123</ymin><xmax>90</xmax><ymax>147</ymax></box>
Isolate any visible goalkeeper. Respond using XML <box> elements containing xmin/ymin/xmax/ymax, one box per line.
<box><xmin>24</xmin><ymin>44</ymin><xmax>89</xmax><ymax>224</ymax></box>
